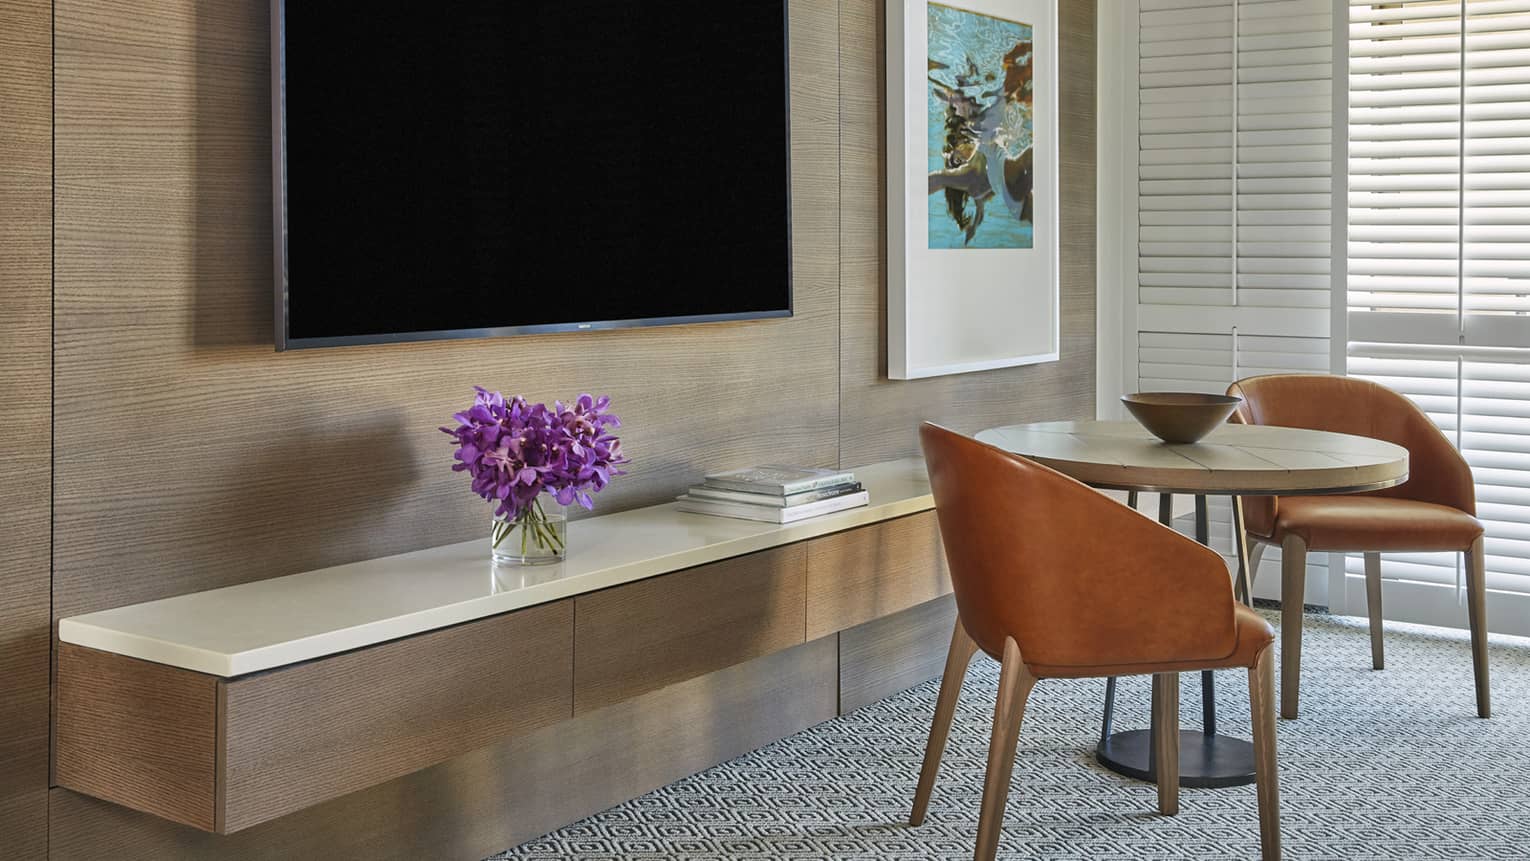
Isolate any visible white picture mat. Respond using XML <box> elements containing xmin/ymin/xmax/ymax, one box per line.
<box><xmin>887</xmin><ymin>0</ymin><xmax>1060</xmax><ymax>380</ymax></box>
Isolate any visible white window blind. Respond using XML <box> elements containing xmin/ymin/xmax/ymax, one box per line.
<box><xmin>1136</xmin><ymin>0</ymin><xmax>1335</xmax><ymax>317</ymax></box>
<box><xmin>1348</xmin><ymin>0</ymin><xmax>1530</xmax><ymax>338</ymax></box>
<box><xmin>1466</xmin><ymin>0</ymin><xmax>1530</xmax><ymax>322</ymax></box>
<box><xmin>1138</xmin><ymin>0</ymin><xmax>1236</xmax><ymax>310</ymax></box>
<box><xmin>1133</xmin><ymin>0</ymin><xmax>1334</xmax><ymax>346</ymax></box>
<box><xmin>1131</xmin><ymin>0</ymin><xmax>1336</xmax><ymax>603</ymax></box>
<box><xmin>1347</xmin><ymin>0</ymin><xmax>1530</xmax><ymax>627</ymax></box>
<box><xmin>1237</xmin><ymin>0</ymin><xmax>1335</xmax><ymax>312</ymax></box>
<box><xmin>1138</xmin><ymin>332</ymin><xmax>1330</xmax><ymax>393</ymax></box>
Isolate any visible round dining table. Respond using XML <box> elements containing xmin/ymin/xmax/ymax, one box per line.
<box><xmin>975</xmin><ymin>419</ymin><xmax>1409</xmax><ymax>788</ymax></box>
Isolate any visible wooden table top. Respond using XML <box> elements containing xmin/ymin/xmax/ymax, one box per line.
<box><xmin>975</xmin><ymin>420</ymin><xmax>1409</xmax><ymax>495</ymax></box>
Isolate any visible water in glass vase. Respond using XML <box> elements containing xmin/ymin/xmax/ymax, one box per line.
<box><xmin>491</xmin><ymin>497</ymin><xmax>567</xmax><ymax>566</ymax></box>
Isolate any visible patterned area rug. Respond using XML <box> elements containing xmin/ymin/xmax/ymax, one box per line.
<box><xmin>490</xmin><ymin>611</ymin><xmax>1530</xmax><ymax>860</ymax></box>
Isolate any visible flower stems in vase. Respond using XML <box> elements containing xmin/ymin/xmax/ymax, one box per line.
<box><xmin>491</xmin><ymin>498</ymin><xmax>567</xmax><ymax>557</ymax></box>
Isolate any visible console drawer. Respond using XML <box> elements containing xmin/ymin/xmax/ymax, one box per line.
<box><xmin>573</xmin><ymin>545</ymin><xmax>807</xmax><ymax>715</ymax></box>
<box><xmin>805</xmin><ymin>511</ymin><xmax>950</xmax><ymax>639</ymax></box>
<box><xmin>56</xmin><ymin>599</ymin><xmax>574</xmax><ymax>833</ymax></box>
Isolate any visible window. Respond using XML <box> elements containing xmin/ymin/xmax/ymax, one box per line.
<box><xmin>1346</xmin><ymin>0</ymin><xmax>1530</xmax><ymax>635</ymax></box>
<box><xmin>1111</xmin><ymin>0</ymin><xmax>1530</xmax><ymax>631</ymax></box>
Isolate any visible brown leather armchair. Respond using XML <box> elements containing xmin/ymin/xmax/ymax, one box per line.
<box><xmin>914</xmin><ymin>423</ymin><xmax>1281</xmax><ymax>861</ymax></box>
<box><xmin>1226</xmin><ymin>374</ymin><xmax>1490</xmax><ymax>720</ymax></box>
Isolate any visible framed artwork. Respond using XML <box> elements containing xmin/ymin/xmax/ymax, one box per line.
<box><xmin>887</xmin><ymin>0</ymin><xmax>1059</xmax><ymax>379</ymax></box>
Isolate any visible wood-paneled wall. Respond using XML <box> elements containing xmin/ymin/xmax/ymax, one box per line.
<box><xmin>839</xmin><ymin>0</ymin><xmax>1097</xmax><ymax>465</ymax></box>
<box><xmin>11</xmin><ymin>0</ymin><xmax>1097</xmax><ymax>856</ymax></box>
<box><xmin>50</xmin><ymin>0</ymin><xmax>842</xmax><ymax>621</ymax></box>
<box><xmin>0</xmin><ymin>0</ymin><xmax>53</xmax><ymax>856</ymax></box>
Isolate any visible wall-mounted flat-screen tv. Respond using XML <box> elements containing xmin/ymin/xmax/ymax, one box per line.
<box><xmin>272</xmin><ymin>1</ymin><xmax>792</xmax><ymax>350</ymax></box>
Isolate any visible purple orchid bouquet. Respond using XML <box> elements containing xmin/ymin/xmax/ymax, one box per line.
<box><xmin>442</xmin><ymin>388</ymin><xmax>628</xmax><ymax>563</ymax></box>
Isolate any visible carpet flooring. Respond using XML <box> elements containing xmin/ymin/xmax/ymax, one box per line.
<box><xmin>489</xmin><ymin>610</ymin><xmax>1530</xmax><ymax>860</ymax></box>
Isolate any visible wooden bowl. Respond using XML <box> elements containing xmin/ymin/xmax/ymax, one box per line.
<box><xmin>1121</xmin><ymin>392</ymin><xmax>1242</xmax><ymax>444</ymax></box>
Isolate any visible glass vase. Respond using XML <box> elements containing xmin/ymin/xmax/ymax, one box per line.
<box><xmin>490</xmin><ymin>497</ymin><xmax>567</xmax><ymax>566</ymax></box>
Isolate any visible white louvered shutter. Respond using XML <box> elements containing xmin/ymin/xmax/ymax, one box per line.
<box><xmin>1346</xmin><ymin>0</ymin><xmax>1530</xmax><ymax>635</ymax></box>
<box><xmin>1237</xmin><ymin>0</ymin><xmax>1336</xmax><ymax>314</ymax></box>
<box><xmin>1130</xmin><ymin>0</ymin><xmax>1336</xmax><ymax>602</ymax></box>
<box><xmin>1138</xmin><ymin>0</ymin><xmax>1236</xmax><ymax>311</ymax></box>
<box><xmin>1132</xmin><ymin>0</ymin><xmax>1333</xmax><ymax>372</ymax></box>
<box><xmin>1465</xmin><ymin>0</ymin><xmax>1530</xmax><ymax>324</ymax></box>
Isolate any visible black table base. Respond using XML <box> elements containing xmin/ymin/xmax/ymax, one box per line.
<box><xmin>1093</xmin><ymin>492</ymin><xmax>1258</xmax><ymax>788</ymax></box>
<box><xmin>1096</xmin><ymin>729</ymin><xmax>1257</xmax><ymax>789</ymax></box>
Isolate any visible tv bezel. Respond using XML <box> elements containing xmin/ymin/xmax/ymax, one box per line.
<box><xmin>270</xmin><ymin>0</ymin><xmax>794</xmax><ymax>351</ymax></box>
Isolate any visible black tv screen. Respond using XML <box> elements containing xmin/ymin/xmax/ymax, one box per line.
<box><xmin>272</xmin><ymin>1</ymin><xmax>792</xmax><ymax>349</ymax></box>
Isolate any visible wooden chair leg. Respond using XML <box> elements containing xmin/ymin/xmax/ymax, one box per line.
<box><xmin>1364</xmin><ymin>552</ymin><xmax>1384</xmax><ymax>670</ymax></box>
<box><xmin>1280</xmin><ymin>534</ymin><xmax>1307</xmax><ymax>719</ymax></box>
<box><xmin>1249</xmin><ymin>647</ymin><xmax>1282</xmax><ymax>860</ymax></box>
<box><xmin>974</xmin><ymin>637</ymin><xmax>1035</xmax><ymax>861</ymax></box>
<box><xmin>911</xmin><ymin>618</ymin><xmax>980</xmax><ymax>825</ymax></box>
<box><xmin>1465</xmin><ymin>537</ymin><xmax>1491</xmax><ymax>719</ymax></box>
<box><xmin>1151</xmin><ymin>672</ymin><xmax>1180</xmax><ymax>816</ymax></box>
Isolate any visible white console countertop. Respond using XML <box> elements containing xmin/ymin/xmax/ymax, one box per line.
<box><xmin>58</xmin><ymin>459</ymin><xmax>937</xmax><ymax>677</ymax></box>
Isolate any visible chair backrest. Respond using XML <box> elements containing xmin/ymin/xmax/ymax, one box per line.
<box><xmin>1227</xmin><ymin>374</ymin><xmax>1474</xmax><ymax>515</ymax></box>
<box><xmin>918</xmin><ymin>423</ymin><xmax>1236</xmax><ymax>670</ymax></box>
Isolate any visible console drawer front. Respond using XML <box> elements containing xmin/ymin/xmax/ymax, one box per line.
<box><xmin>573</xmin><ymin>545</ymin><xmax>807</xmax><ymax>715</ymax></box>
<box><xmin>805</xmin><ymin>511</ymin><xmax>950</xmax><ymax>640</ymax></box>
<box><xmin>219</xmin><ymin>599</ymin><xmax>573</xmax><ymax>832</ymax></box>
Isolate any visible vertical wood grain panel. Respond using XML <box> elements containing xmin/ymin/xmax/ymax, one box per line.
<box><xmin>574</xmin><ymin>546</ymin><xmax>807</xmax><ymax>715</ymax></box>
<box><xmin>805</xmin><ymin>512</ymin><xmax>949</xmax><ymax>640</ymax></box>
<box><xmin>48</xmin><ymin>638</ymin><xmax>838</xmax><ymax>861</ymax></box>
<box><xmin>837</xmin><ymin>0</ymin><xmax>1098</xmax><ymax>465</ymax></box>
<box><xmin>219</xmin><ymin>601</ymin><xmax>573</xmax><ymax>833</ymax></box>
<box><xmin>50</xmin><ymin>0</ymin><xmax>840</xmax><ymax>622</ymax></box>
<box><xmin>54</xmin><ymin>645</ymin><xmax>219</xmax><ymax>832</ymax></box>
<box><xmin>41</xmin><ymin>0</ymin><xmax>1103</xmax><ymax>854</ymax></box>
<box><xmin>0</xmin><ymin>0</ymin><xmax>52</xmax><ymax>856</ymax></box>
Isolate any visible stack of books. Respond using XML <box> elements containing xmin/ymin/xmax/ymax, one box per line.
<box><xmin>676</xmin><ymin>465</ymin><xmax>869</xmax><ymax>524</ymax></box>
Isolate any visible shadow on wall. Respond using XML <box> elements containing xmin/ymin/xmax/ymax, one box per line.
<box><xmin>185</xmin><ymin>408</ymin><xmax>422</xmax><ymax>571</ymax></box>
<box><xmin>192</xmin><ymin>0</ymin><xmax>274</xmax><ymax>349</ymax></box>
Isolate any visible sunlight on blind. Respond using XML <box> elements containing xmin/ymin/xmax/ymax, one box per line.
<box><xmin>1349</xmin><ymin>0</ymin><xmax>1463</xmax><ymax>316</ymax></box>
<box><xmin>1464</xmin><ymin>0</ymin><xmax>1530</xmax><ymax>317</ymax></box>
<box><xmin>1347</xmin><ymin>0</ymin><xmax>1530</xmax><ymax>598</ymax></box>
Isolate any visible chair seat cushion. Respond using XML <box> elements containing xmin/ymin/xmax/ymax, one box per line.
<box><xmin>1270</xmin><ymin>496</ymin><xmax>1482</xmax><ymax>552</ymax></box>
<box><xmin>1030</xmin><ymin>605</ymin><xmax>1275</xmax><ymax>679</ymax></box>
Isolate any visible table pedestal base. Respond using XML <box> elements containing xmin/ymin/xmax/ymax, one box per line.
<box><xmin>1095</xmin><ymin>729</ymin><xmax>1256</xmax><ymax>789</ymax></box>
<box><xmin>1091</xmin><ymin>492</ymin><xmax>1257</xmax><ymax>789</ymax></box>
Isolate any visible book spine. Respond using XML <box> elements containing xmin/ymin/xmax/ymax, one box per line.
<box><xmin>674</xmin><ymin>502</ymin><xmax>785</xmax><ymax>523</ymax></box>
<box><xmin>778</xmin><ymin>491</ymin><xmax>869</xmax><ymax>522</ymax></box>
<box><xmin>688</xmin><ymin>483</ymin><xmax>864</xmax><ymax>507</ymax></box>
<box><xmin>677</xmin><ymin>490</ymin><xmax>869</xmax><ymax>524</ymax></box>
<box><xmin>787</xmin><ymin>483</ymin><xmax>862</xmax><ymax>504</ymax></box>
<box><xmin>685</xmin><ymin>488</ymin><xmax>790</xmax><ymax>507</ymax></box>
<box><xmin>778</xmin><ymin>475</ymin><xmax>855</xmax><ymax>495</ymax></box>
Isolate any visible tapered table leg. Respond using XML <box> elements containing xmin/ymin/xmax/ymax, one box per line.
<box><xmin>1097</xmin><ymin>491</ymin><xmax>1141</xmax><ymax>746</ymax></box>
<box><xmin>1231</xmin><ymin>495</ymin><xmax>1254</xmax><ymax>605</ymax></box>
<box><xmin>1195</xmin><ymin>496</ymin><xmax>1215</xmax><ymax>736</ymax></box>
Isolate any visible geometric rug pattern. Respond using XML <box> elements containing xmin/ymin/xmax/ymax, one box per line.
<box><xmin>489</xmin><ymin>610</ymin><xmax>1530</xmax><ymax>860</ymax></box>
